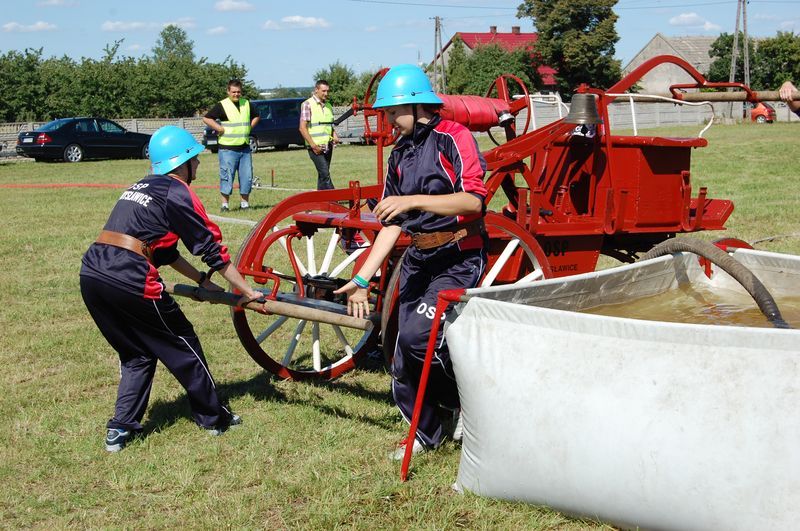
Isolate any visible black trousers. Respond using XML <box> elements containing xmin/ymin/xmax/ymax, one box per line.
<box><xmin>80</xmin><ymin>276</ymin><xmax>232</xmax><ymax>431</ymax></box>
<box><xmin>390</xmin><ymin>248</ymin><xmax>486</xmax><ymax>448</ymax></box>
<box><xmin>307</xmin><ymin>145</ymin><xmax>334</xmax><ymax>190</ymax></box>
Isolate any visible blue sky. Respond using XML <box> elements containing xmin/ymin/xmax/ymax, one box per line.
<box><xmin>1</xmin><ymin>0</ymin><xmax>796</xmax><ymax>89</ymax></box>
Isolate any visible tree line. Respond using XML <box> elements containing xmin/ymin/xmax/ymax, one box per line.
<box><xmin>707</xmin><ymin>31</ymin><xmax>800</xmax><ymax>90</ymax></box>
<box><xmin>0</xmin><ymin>26</ymin><xmax>255</xmax><ymax>122</ymax></box>
<box><xmin>2</xmin><ymin>16</ymin><xmax>797</xmax><ymax>122</ymax></box>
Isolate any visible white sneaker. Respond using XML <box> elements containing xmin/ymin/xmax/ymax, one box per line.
<box><xmin>240</xmin><ymin>201</ymin><xmax>250</xmax><ymax>210</ymax></box>
<box><xmin>452</xmin><ymin>409</ymin><xmax>463</xmax><ymax>442</ymax></box>
<box><xmin>206</xmin><ymin>414</ymin><xmax>242</xmax><ymax>436</ymax></box>
<box><xmin>389</xmin><ymin>437</ymin><xmax>426</xmax><ymax>461</ymax></box>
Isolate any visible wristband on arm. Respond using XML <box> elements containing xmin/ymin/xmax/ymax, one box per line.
<box><xmin>352</xmin><ymin>274</ymin><xmax>369</xmax><ymax>289</ymax></box>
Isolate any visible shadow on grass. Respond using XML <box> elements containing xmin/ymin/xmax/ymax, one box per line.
<box><xmin>141</xmin><ymin>366</ymin><xmax>397</xmax><ymax>436</ymax></box>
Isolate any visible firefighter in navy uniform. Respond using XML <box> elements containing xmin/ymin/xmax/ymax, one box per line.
<box><xmin>334</xmin><ymin>64</ymin><xmax>488</xmax><ymax>459</ymax></box>
<box><xmin>80</xmin><ymin>125</ymin><xmax>264</xmax><ymax>452</ymax></box>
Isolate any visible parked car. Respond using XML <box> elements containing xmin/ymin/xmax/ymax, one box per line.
<box><xmin>16</xmin><ymin>117</ymin><xmax>151</xmax><ymax>162</ymax></box>
<box><xmin>751</xmin><ymin>102</ymin><xmax>776</xmax><ymax>123</ymax></box>
<box><xmin>203</xmin><ymin>98</ymin><xmax>305</xmax><ymax>153</ymax></box>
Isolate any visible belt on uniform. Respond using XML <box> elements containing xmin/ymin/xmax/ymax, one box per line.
<box><xmin>96</xmin><ymin>230</ymin><xmax>153</xmax><ymax>262</ymax></box>
<box><xmin>411</xmin><ymin>219</ymin><xmax>485</xmax><ymax>250</ymax></box>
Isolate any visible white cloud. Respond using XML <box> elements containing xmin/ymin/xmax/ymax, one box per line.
<box><xmin>668</xmin><ymin>12</ymin><xmax>720</xmax><ymax>31</ymax></box>
<box><xmin>164</xmin><ymin>18</ymin><xmax>196</xmax><ymax>30</ymax></box>
<box><xmin>2</xmin><ymin>21</ymin><xmax>57</xmax><ymax>32</ymax></box>
<box><xmin>101</xmin><ymin>18</ymin><xmax>195</xmax><ymax>32</ymax></box>
<box><xmin>401</xmin><ymin>42</ymin><xmax>417</xmax><ymax>49</ymax></box>
<box><xmin>214</xmin><ymin>0</ymin><xmax>254</xmax><ymax>11</ymax></box>
<box><xmin>262</xmin><ymin>16</ymin><xmax>330</xmax><ymax>31</ymax></box>
<box><xmin>669</xmin><ymin>12</ymin><xmax>704</xmax><ymax>26</ymax></box>
<box><xmin>36</xmin><ymin>0</ymin><xmax>76</xmax><ymax>5</ymax></box>
<box><xmin>779</xmin><ymin>20</ymin><xmax>797</xmax><ymax>30</ymax></box>
<box><xmin>281</xmin><ymin>16</ymin><xmax>330</xmax><ymax>29</ymax></box>
<box><xmin>126</xmin><ymin>44</ymin><xmax>142</xmax><ymax>51</ymax></box>
<box><xmin>753</xmin><ymin>13</ymin><xmax>779</xmax><ymax>21</ymax></box>
<box><xmin>365</xmin><ymin>25</ymin><xmax>378</xmax><ymax>32</ymax></box>
<box><xmin>102</xmin><ymin>20</ymin><xmax>153</xmax><ymax>31</ymax></box>
<box><xmin>207</xmin><ymin>26</ymin><xmax>228</xmax><ymax>35</ymax></box>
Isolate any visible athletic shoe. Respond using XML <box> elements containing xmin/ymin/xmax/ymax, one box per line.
<box><xmin>105</xmin><ymin>428</ymin><xmax>133</xmax><ymax>452</ymax></box>
<box><xmin>206</xmin><ymin>413</ymin><xmax>242</xmax><ymax>436</ymax></box>
<box><xmin>439</xmin><ymin>406</ymin><xmax>463</xmax><ymax>442</ymax></box>
<box><xmin>240</xmin><ymin>201</ymin><xmax>250</xmax><ymax>210</ymax></box>
<box><xmin>452</xmin><ymin>409</ymin><xmax>463</xmax><ymax>442</ymax></box>
<box><xmin>389</xmin><ymin>436</ymin><xmax>426</xmax><ymax>461</ymax></box>
<box><xmin>221</xmin><ymin>204</ymin><xmax>230</xmax><ymax>212</ymax></box>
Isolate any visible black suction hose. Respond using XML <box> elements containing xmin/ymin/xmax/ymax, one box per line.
<box><xmin>641</xmin><ymin>238</ymin><xmax>791</xmax><ymax>329</ymax></box>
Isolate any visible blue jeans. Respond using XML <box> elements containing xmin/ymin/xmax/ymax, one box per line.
<box><xmin>218</xmin><ymin>148</ymin><xmax>253</xmax><ymax>196</ymax></box>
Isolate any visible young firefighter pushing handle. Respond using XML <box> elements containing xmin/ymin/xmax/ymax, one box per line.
<box><xmin>334</xmin><ymin>64</ymin><xmax>489</xmax><ymax>460</ymax></box>
<box><xmin>80</xmin><ymin>126</ymin><xmax>264</xmax><ymax>452</ymax></box>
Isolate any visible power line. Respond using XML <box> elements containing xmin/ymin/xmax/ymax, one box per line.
<box><xmin>344</xmin><ymin>0</ymin><xmax>516</xmax><ymax>9</ymax></box>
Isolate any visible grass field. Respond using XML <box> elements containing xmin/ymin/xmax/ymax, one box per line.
<box><xmin>0</xmin><ymin>123</ymin><xmax>797</xmax><ymax>529</ymax></box>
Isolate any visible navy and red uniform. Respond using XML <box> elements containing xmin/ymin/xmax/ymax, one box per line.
<box><xmin>80</xmin><ymin>174</ymin><xmax>235</xmax><ymax>432</ymax></box>
<box><xmin>383</xmin><ymin>114</ymin><xmax>488</xmax><ymax>448</ymax></box>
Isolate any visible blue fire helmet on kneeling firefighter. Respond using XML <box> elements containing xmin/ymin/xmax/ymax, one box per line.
<box><xmin>149</xmin><ymin>125</ymin><xmax>205</xmax><ymax>174</ymax></box>
<box><xmin>372</xmin><ymin>64</ymin><xmax>443</xmax><ymax>109</ymax></box>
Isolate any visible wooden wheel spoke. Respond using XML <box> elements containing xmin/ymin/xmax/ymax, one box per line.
<box><xmin>332</xmin><ymin>325</ymin><xmax>355</xmax><ymax>358</ymax></box>
<box><xmin>256</xmin><ymin>315</ymin><xmax>289</xmax><ymax>344</ymax></box>
<box><xmin>482</xmin><ymin>238</ymin><xmax>521</xmax><ymax>287</ymax></box>
<box><xmin>312</xmin><ymin>322</ymin><xmax>322</xmax><ymax>372</ymax></box>
<box><xmin>306</xmin><ymin>234</ymin><xmax>317</xmax><ymax>276</ymax></box>
<box><xmin>282</xmin><ymin>320</ymin><xmax>307</xmax><ymax>366</ymax></box>
<box><xmin>330</xmin><ymin>245</ymin><xmax>370</xmax><ymax>277</ymax></box>
<box><xmin>319</xmin><ymin>230</ymin><xmax>340</xmax><ymax>275</ymax></box>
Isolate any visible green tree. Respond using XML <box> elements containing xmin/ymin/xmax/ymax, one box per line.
<box><xmin>444</xmin><ymin>41</ymin><xmax>539</xmax><ymax>96</ymax></box>
<box><xmin>269</xmin><ymin>86</ymin><xmax>303</xmax><ymax>98</ymax></box>
<box><xmin>464</xmin><ymin>45</ymin><xmax>537</xmax><ymax>95</ymax></box>
<box><xmin>751</xmin><ymin>32</ymin><xmax>800</xmax><ymax>89</ymax></box>
<box><xmin>517</xmin><ymin>0</ymin><xmax>621</xmax><ymax>95</ymax></box>
<box><xmin>446</xmin><ymin>36</ymin><xmax>470</xmax><ymax>94</ymax></box>
<box><xmin>152</xmin><ymin>25</ymin><xmax>195</xmax><ymax>62</ymax></box>
<box><xmin>0</xmin><ymin>48</ymin><xmax>47</xmax><ymax>121</ymax></box>
<box><xmin>0</xmin><ymin>34</ymin><xmax>256</xmax><ymax>120</ymax></box>
<box><xmin>707</xmin><ymin>32</ymin><xmax>759</xmax><ymax>84</ymax></box>
<box><xmin>347</xmin><ymin>71</ymin><xmax>377</xmax><ymax>105</ymax></box>
<box><xmin>313</xmin><ymin>61</ymin><xmax>358</xmax><ymax>105</ymax></box>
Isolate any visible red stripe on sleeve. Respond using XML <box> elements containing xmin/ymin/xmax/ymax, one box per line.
<box><xmin>179</xmin><ymin>180</ymin><xmax>231</xmax><ymax>264</ymax></box>
<box><xmin>434</xmin><ymin>121</ymin><xmax>487</xmax><ymax>197</ymax></box>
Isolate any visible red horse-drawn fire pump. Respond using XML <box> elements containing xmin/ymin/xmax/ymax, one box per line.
<box><xmin>228</xmin><ymin>55</ymin><xmax>773</xmax><ymax>381</ymax></box>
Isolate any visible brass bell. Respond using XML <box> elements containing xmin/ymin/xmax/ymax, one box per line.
<box><xmin>565</xmin><ymin>93</ymin><xmax>601</xmax><ymax>125</ymax></box>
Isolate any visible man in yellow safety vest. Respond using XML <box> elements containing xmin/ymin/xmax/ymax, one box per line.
<box><xmin>299</xmin><ymin>79</ymin><xmax>340</xmax><ymax>190</ymax></box>
<box><xmin>202</xmin><ymin>79</ymin><xmax>260</xmax><ymax>211</ymax></box>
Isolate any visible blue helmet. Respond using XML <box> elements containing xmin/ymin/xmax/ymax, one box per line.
<box><xmin>372</xmin><ymin>64</ymin><xmax>443</xmax><ymax>109</ymax></box>
<box><xmin>149</xmin><ymin>125</ymin><xmax>204</xmax><ymax>174</ymax></box>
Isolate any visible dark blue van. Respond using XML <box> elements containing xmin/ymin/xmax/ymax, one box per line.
<box><xmin>203</xmin><ymin>97</ymin><xmax>306</xmax><ymax>152</ymax></box>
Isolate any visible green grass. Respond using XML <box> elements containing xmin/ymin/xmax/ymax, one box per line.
<box><xmin>0</xmin><ymin>124</ymin><xmax>798</xmax><ymax>528</ymax></box>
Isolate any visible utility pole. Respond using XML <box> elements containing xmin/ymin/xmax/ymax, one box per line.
<box><xmin>742</xmin><ymin>0</ymin><xmax>750</xmax><ymax>93</ymax></box>
<box><xmin>431</xmin><ymin>16</ymin><xmax>447</xmax><ymax>93</ymax></box>
<box><xmin>728</xmin><ymin>0</ymin><xmax>742</xmax><ymax>119</ymax></box>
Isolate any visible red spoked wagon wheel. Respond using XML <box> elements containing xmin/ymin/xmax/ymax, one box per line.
<box><xmin>233</xmin><ymin>200</ymin><xmax>380</xmax><ymax>381</ymax></box>
<box><xmin>485</xmin><ymin>73</ymin><xmax>533</xmax><ymax>144</ymax></box>
<box><xmin>380</xmin><ymin>212</ymin><xmax>552</xmax><ymax>360</ymax></box>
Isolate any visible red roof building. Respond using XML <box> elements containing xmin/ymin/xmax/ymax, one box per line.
<box><xmin>433</xmin><ymin>25</ymin><xmax>557</xmax><ymax>87</ymax></box>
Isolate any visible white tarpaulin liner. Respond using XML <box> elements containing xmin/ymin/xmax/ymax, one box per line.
<box><xmin>446</xmin><ymin>249</ymin><xmax>800</xmax><ymax>530</ymax></box>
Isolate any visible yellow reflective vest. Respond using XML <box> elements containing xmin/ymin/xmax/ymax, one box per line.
<box><xmin>304</xmin><ymin>97</ymin><xmax>334</xmax><ymax>146</ymax></box>
<box><xmin>219</xmin><ymin>98</ymin><xmax>251</xmax><ymax>147</ymax></box>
